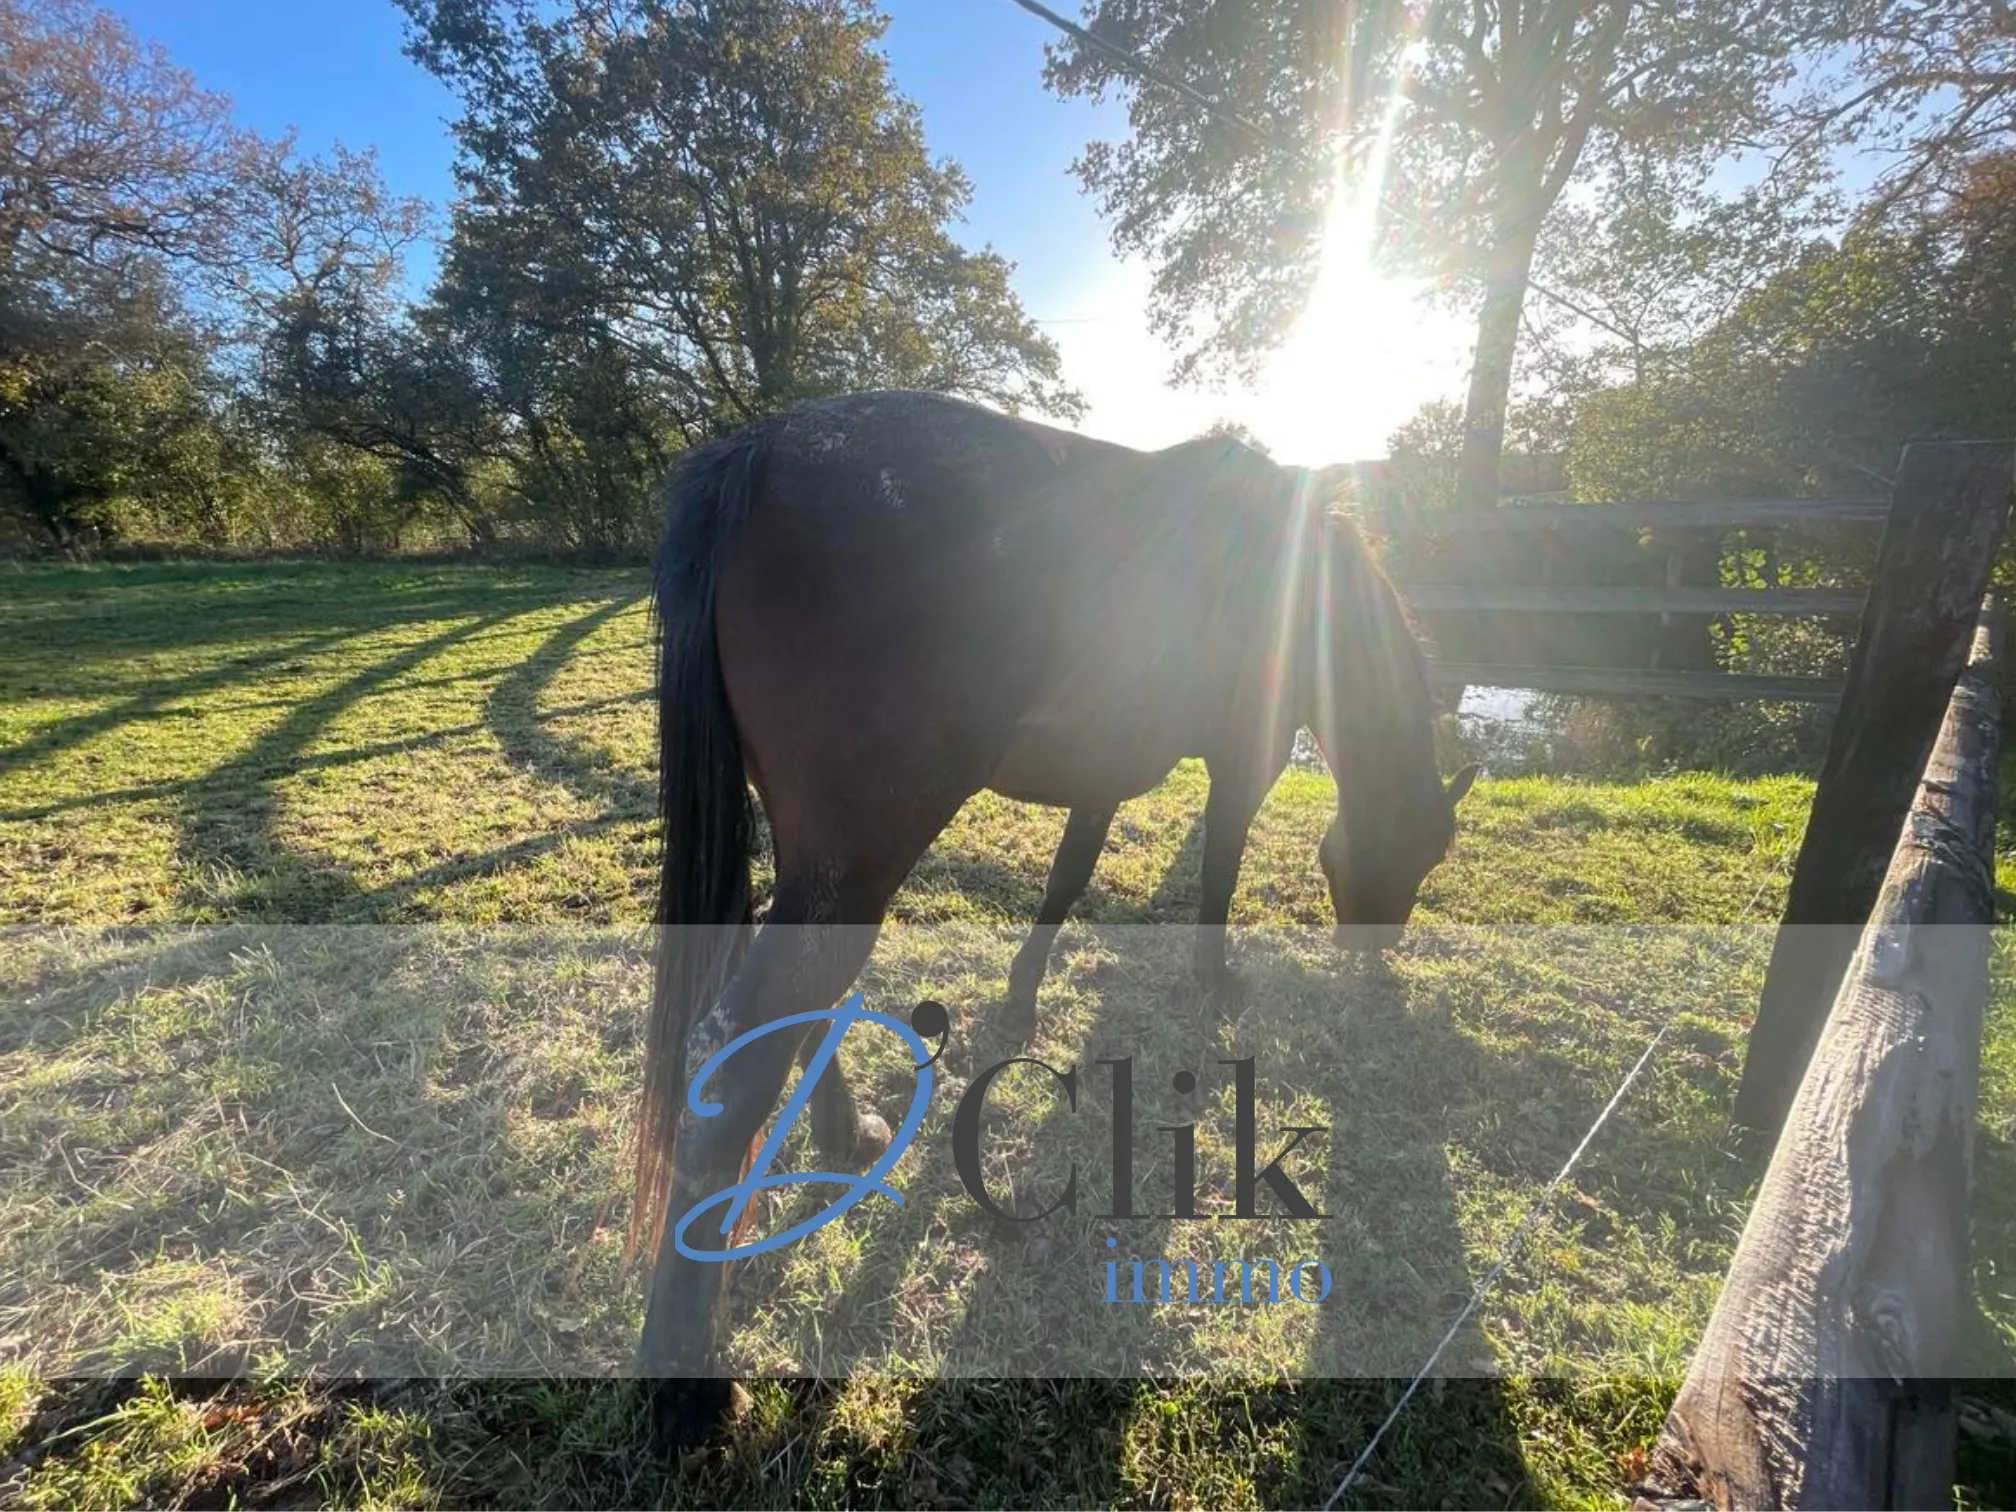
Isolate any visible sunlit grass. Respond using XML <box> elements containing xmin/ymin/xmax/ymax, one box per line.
<box><xmin>0</xmin><ymin>560</ymin><xmax>2009</xmax><ymax>1508</ymax></box>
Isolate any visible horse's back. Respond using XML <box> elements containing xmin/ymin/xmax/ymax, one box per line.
<box><xmin>700</xmin><ymin>390</ymin><xmax>1301</xmax><ymax>820</ymax></box>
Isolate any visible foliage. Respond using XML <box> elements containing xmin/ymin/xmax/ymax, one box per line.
<box><xmin>1567</xmin><ymin>151</ymin><xmax>2016</xmax><ymax>502</ymax></box>
<box><xmin>399</xmin><ymin>0</ymin><xmax>1083</xmax><ymax>449</ymax></box>
<box><xmin>1198</xmin><ymin>417</ymin><xmax>1271</xmax><ymax>454</ymax></box>
<box><xmin>2</xmin><ymin>0</ymin><xmax>1085</xmax><ymax>559</ymax></box>
<box><xmin>0</xmin><ymin>0</ymin><xmax>444</xmax><ymax>552</ymax></box>
<box><xmin>0</xmin><ymin>0</ymin><xmax>260</xmax><ymax>275</ymax></box>
<box><xmin>1452</xmin><ymin>152</ymin><xmax>2016</xmax><ymax>772</ymax></box>
<box><xmin>259</xmin><ymin>291</ymin><xmax>506</xmax><ymax>548</ymax></box>
<box><xmin>1520</xmin><ymin>170</ymin><xmax>1842</xmax><ymax>404</ymax></box>
<box><xmin>1794</xmin><ymin>0</ymin><xmax>2016</xmax><ymax>215</ymax></box>
<box><xmin>1041</xmin><ymin>0</ymin><xmax>1847</xmax><ymax>507</ymax></box>
<box><xmin>0</xmin><ymin>0</ymin><xmax>229</xmax><ymax>545</ymax></box>
<box><xmin>0</xmin><ymin>263</ymin><xmax>238</xmax><ymax>547</ymax></box>
<box><xmin>1371</xmin><ymin>397</ymin><xmax>1562</xmax><ymax>519</ymax></box>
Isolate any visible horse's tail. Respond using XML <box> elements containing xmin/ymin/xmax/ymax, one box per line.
<box><xmin>630</xmin><ymin>430</ymin><xmax>764</xmax><ymax>1264</ymax></box>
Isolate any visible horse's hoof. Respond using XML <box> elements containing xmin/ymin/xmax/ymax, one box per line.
<box><xmin>999</xmin><ymin>990</ymin><xmax>1037</xmax><ymax>1045</ymax></box>
<box><xmin>851</xmin><ymin>1111</ymin><xmax>892</xmax><ymax>1166</ymax></box>
<box><xmin>1194</xmin><ymin>963</ymin><xmax>1247</xmax><ymax>1007</ymax></box>
<box><xmin>646</xmin><ymin>1376</ymin><xmax>752</xmax><ymax>1453</ymax></box>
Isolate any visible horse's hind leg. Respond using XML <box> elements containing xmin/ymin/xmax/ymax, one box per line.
<box><xmin>638</xmin><ymin>821</ymin><xmax>941</xmax><ymax>1445</ymax></box>
<box><xmin>803</xmin><ymin>1023</ymin><xmax>890</xmax><ymax>1167</ymax></box>
<box><xmin>1004</xmin><ymin>805</ymin><xmax>1115</xmax><ymax>1041</ymax></box>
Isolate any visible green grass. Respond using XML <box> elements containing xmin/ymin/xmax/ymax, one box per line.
<box><xmin>0</xmin><ymin>559</ymin><xmax>2010</xmax><ymax>1509</ymax></box>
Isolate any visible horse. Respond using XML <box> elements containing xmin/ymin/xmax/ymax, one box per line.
<box><xmin>632</xmin><ymin>389</ymin><xmax>1476</xmax><ymax>1435</ymax></box>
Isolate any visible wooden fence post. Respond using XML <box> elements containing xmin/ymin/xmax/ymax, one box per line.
<box><xmin>1732</xmin><ymin>442</ymin><xmax>2013</xmax><ymax>1136</ymax></box>
<box><xmin>1641</xmin><ymin>600</ymin><xmax>2002</xmax><ymax>1511</ymax></box>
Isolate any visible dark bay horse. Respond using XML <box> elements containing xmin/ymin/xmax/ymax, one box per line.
<box><xmin>633</xmin><ymin>389</ymin><xmax>1475</xmax><ymax>1424</ymax></box>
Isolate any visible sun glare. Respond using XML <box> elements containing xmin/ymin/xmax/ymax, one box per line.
<box><xmin>1045</xmin><ymin>42</ymin><xmax>1463</xmax><ymax>469</ymax></box>
<box><xmin>1247</xmin><ymin>34</ymin><xmax>1449</xmax><ymax>467</ymax></box>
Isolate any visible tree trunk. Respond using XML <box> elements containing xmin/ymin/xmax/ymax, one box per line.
<box><xmin>1734</xmin><ymin>442</ymin><xmax>2014</xmax><ymax>1136</ymax></box>
<box><xmin>1453</xmin><ymin>215</ymin><xmax>1540</xmax><ymax>515</ymax></box>
<box><xmin>444</xmin><ymin>480</ymin><xmax>495</xmax><ymax>550</ymax></box>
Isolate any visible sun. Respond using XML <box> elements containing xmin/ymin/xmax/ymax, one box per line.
<box><xmin>1244</xmin><ymin>37</ymin><xmax>1463</xmax><ymax>468</ymax></box>
<box><xmin>1044</xmin><ymin>39</ymin><xmax>1465</xmax><ymax>468</ymax></box>
<box><xmin>1253</xmin><ymin>239</ymin><xmax>1403</xmax><ymax>466</ymax></box>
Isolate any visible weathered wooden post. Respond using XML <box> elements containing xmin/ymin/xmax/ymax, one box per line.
<box><xmin>1642</xmin><ymin>599</ymin><xmax>2003</xmax><ymax>1510</ymax></box>
<box><xmin>1733</xmin><ymin>442</ymin><xmax>2014</xmax><ymax>1136</ymax></box>
<box><xmin>1647</xmin><ymin>530</ymin><xmax>1727</xmax><ymax>674</ymax></box>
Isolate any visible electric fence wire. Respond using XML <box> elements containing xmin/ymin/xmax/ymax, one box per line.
<box><xmin>1319</xmin><ymin>869</ymin><xmax>1780</xmax><ymax>1506</ymax></box>
<box><xmin>1319</xmin><ymin>980</ymin><xmax>1692</xmax><ymax>1509</ymax></box>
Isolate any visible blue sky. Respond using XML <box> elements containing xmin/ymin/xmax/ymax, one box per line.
<box><xmin>108</xmin><ymin>0</ymin><xmax>1471</xmax><ymax>464</ymax></box>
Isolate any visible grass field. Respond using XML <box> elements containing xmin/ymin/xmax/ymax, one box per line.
<box><xmin>0</xmin><ymin>560</ymin><xmax>2011</xmax><ymax>1509</ymax></box>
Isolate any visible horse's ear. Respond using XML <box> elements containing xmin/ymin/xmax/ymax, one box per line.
<box><xmin>1445</xmin><ymin>763</ymin><xmax>1480</xmax><ymax>805</ymax></box>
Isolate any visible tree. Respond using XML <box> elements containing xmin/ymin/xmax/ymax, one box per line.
<box><xmin>1199</xmin><ymin>417</ymin><xmax>1270</xmax><ymax>453</ymax></box>
<box><xmin>260</xmin><ymin>293</ymin><xmax>505</xmax><ymax>546</ymax></box>
<box><xmin>417</xmin><ymin>197</ymin><xmax>691</xmax><ymax>552</ymax></box>
<box><xmin>1518</xmin><ymin>169</ymin><xmax>1835</xmax><ymax>401</ymax></box>
<box><xmin>0</xmin><ymin>0</ymin><xmax>259</xmax><ymax>275</ymax></box>
<box><xmin>0</xmin><ymin>261</ymin><xmax>243</xmax><ymax>546</ymax></box>
<box><xmin>0</xmin><ymin>0</ymin><xmax>248</xmax><ymax>545</ymax></box>
<box><xmin>399</xmin><ymin>0</ymin><xmax>1084</xmax><ymax>435</ymax></box>
<box><xmin>1567</xmin><ymin>151</ymin><xmax>2016</xmax><ymax>504</ymax></box>
<box><xmin>1793</xmin><ymin>0</ymin><xmax>2016</xmax><ymax>215</ymax></box>
<box><xmin>0</xmin><ymin>0</ymin><xmax>444</xmax><ymax>549</ymax></box>
<box><xmin>240</xmin><ymin>145</ymin><xmax>504</xmax><ymax>544</ymax></box>
<box><xmin>1042</xmin><ymin>0</ymin><xmax>1846</xmax><ymax>509</ymax></box>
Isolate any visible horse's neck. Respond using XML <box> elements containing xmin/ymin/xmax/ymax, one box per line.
<box><xmin>1300</xmin><ymin>525</ymin><xmax>1430</xmax><ymax>786</ymax></box>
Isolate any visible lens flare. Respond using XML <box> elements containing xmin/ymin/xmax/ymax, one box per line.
<box><xmin>1251</xmin><ymin>28</ymin><xmax>1429</xmax><ymax>464</ymax></box>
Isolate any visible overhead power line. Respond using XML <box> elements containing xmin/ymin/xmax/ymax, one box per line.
<box><xmin>1001</xmin><ymin>0</ymin><xmax>1292</xmax><ymax>154</ymax></box>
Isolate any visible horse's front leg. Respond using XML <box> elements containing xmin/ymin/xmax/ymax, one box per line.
<box><xmin>1004</xmin><ymin>805</ymin><xmax>1116</xmax><ymax>1041</ymax></box>
<box><xmin>1192</xmin><ymin>759</ymin><xmax>1271</xmax><ymax>996</ymax></box>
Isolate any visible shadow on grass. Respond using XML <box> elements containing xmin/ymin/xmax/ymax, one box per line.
<box><xmin>0</xmin><ymin>563</ymin><xmax>627</xmax><ymax>665</ymax></box>
<box><xmin>0</xmin><ymin>567</ymin><xmax>641</xmax><ymax>860</ymax></box>
<box><xmin>0</xmin><ymin>926</ymin><xmax>651</xmax><ymax>1388</ymax></box>
<box><xmin>711</xmin><ymin>924</ymin><xmax>1785</xmax><ymax>1506</ymax></box>
<box><xmin>650</xmin><ymin>791</ymin><xmax>1533</xmax><ymax>1505</ymax></box>
<box><xmin>0</xmin><ymin>688</ymin><xmax>653</xmax><ymax>826</ymax></box>
<box><xmin>6</xmin><ymin>926</ymin><xmax>2005</xmax><ymax>1507</ymax></box>
<box><xmin>673</xmin><ymin>790</ymin><xmax>1558</xmax><ymax>1506</ymax></box>
<box><xmin>0</xmin><ymin>625</ymin><xmax>370</xmax><ymax>784</ymax></box>
<box><xmin>167</xmin><ymin>611</ymin><xmax>532</xmax><ymax>919</ymax></box>
<box><xmin>484</xmin><ymin>594</ymin><xmax>652</xmax><ymax>818</ymax></box>
<box><xmin>154</xmin><ymin>593</ymin><xmax>649</xmax><ymax>923</ymax></box>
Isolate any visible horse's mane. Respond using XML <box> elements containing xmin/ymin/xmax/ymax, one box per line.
<box><xmin>1312</xmin><ymin>497</ymin><xmax>1437</xmax><ymax>755</ymax></box>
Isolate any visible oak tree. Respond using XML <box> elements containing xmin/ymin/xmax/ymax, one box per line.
<box><xmin>399</xmin><ymin>0</ymin><xmax>1084</xmax><ymax>433</ymax></box>
<box><xmin>1043</xmin><ymin>0</ymin><xmax>1845</xmax><ymax>504</ymax></box>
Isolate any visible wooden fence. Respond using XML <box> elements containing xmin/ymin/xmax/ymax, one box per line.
<box><xmin>1636</xmin><ymin>598</ymin><xmax>2004</xmax><ymax>1509</ymax></box>
<box><xmin>1370</xmin><ymin>441</ymin><xmax>2016</xmax><ymax>1503</ymax></box>
<box><xmin>1367</xmin><ymin>493</ymin><xmax>1888</xmax><ymax>704</ymax></box>
<box><xmin>1368</xmin><ymin>443</ymin><xmax>2015</xmax><ymax>1138</ymax></box>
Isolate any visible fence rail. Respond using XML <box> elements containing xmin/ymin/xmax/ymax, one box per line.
<box><xmin>1637</xmin><ymin>598</ymin><xmax>2004</xmax><ymax>1510</ymax></box>
<box><xmin>1403</xmin><ymin>584</ymin><xmax>1866</xmax><ymax>616</ymax></box>
<box><xmin>1371</xmin><ymin>496</ymin><xmax>1892</xmax><ymax>533</ymax></box>
<box><xmin>1362</xmin><ymin>459</ymin><xmax>2012</xmax><ymax>704</ymax></box>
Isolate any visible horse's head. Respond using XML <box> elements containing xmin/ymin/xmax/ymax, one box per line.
<box><xmin>1319</xmin><ymin>761</ymin><xmax>1477</xmax><ymax>951</ymax></box>
<box><xmin>1301</xmin><ymin>509</ymin><xmax>1477</xmax><ymax>952</ymax></box>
